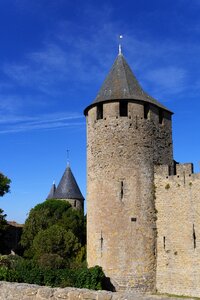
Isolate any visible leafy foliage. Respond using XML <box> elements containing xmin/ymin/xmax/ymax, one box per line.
<box><xmin>0</xmin><ymin>209</ymin><xmax>8</xmax><ymax>253</ymax></box>
<box><xmin>0</xmin><ymin>209</ymin><xmax>7</xmax><ymax>230</ymax></box>
<box><xmin>20</xmin><ymin>199</ymin><xmax>85</xmax><ymax>263</ymax></box>
<box><xmin>0</xmin><ymin>173</ymin><xmax>11</xmax><ymax>197</ymax></box>
<box><xmin>74</xmin><ymin>265</ymin><xmax>105</xmax><ymax>290</ymax></box>
<box><xmin>37</xmin><ymin>253</ymin><xmax>65</xmax><ymax>269</ymax></box>
<box><xmin>32</xmin><ymin>225</ymin><xmax>80</xmax><ymax>259</ymax></box>
<box><xmin>0</xmin><ymin>172</ymin><xmax>11</xmax><ymax>252</ymax></box>
<box><xmin>0</xmin><ymin>172</ymin><xmax>11</xmax><ymax>253</ymax></box>
<box><xmin>0</xmin><ymin>255</ymin><xmax>105</xmax><ymax>290</ymax></box>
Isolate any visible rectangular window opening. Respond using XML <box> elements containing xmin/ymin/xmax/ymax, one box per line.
<box><xmin>97</xmin><ymin>103</ymin><xmax>103</xmax><ymax>120</ymax></box>
<box><xmin>144</xmin><ymin>103</ymin><xmax>150</xmax><ymax>119</ymax></box>
<box><xmin>159</xmin><ymin>109</ymin><xmax>164</xmax><ymax>124</ymax></box>
<box><xmin>120</xmin><ymin>101</ymin><xmax>128</xmax><ymax>117</ymax></box>
<box><xmin>131</xmin><ymin>217</ymin><xmax>137</xmax><ymax>222</ymax></box>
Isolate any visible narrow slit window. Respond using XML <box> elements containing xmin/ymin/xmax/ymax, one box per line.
<box><xmin>97</xmin><ymin>103</ymin><xmax>103</xmax><ymax>120</ymax></box>
<box><xmin>100</xmin><ymin>231</ymin><xmax>103</xmax><ymax>257</ymax></box>
<box><xmin>144</xmin><ymin>103</ymin><xmax>150</xmax><ymax>119</ymax></box>
<box><xmin>74</xmin><ymin>200</ymin><xmax>76</xmax><ymax>207</ymax></box>
<box><xmin>120</xmin><ymin>101</ymin><xmax>128</xmax><ymax>117</ymax></box>
<box><xmin>120</xmin><ymin>181</ymin><xmax>124</xmax><ymax>200</ymax></box>
<box><xmin>193</xmin><ymin>224</ymin><xmax>196</xmax><ymax>249</ymax></box>
<box><xmin>159</xmin><ymin>109</ymin><xmax>164</xmax><ymax>124</ymax></box>
<box><xmin>163</xmin><ymin>236</ymin><xmax>166</xmax><ymax>250</ymax></box>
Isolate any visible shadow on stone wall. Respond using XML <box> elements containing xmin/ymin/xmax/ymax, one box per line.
<box><xmin>102</xmin><ymin>277</ymin><xmax>116</xmax><ymax>292</ymax></box>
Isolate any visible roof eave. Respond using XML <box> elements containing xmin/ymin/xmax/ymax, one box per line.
<box><xmin>54</xmin><ymin>196</ymin><xmax>85</xmax><ymax>201</ymax></box>
<box><xmin>84</xmin><ymin>98</ymin><xmax>173</xmax><ymax>116</ymax></box>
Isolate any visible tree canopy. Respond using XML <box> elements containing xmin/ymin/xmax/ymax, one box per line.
<box><xmin>0</xmin><ymin>172</ymin><xmax>10</xmax><ymax>253</ymax></box>
<box><xmin>0</xmin><ymin>173</ymin><xmax>11</xmax><ymax>197</ymax></box>
<box><xmin>20</xmin><ymin>199</ymin><xmax>86</xmax><ymax>263</ymax></box>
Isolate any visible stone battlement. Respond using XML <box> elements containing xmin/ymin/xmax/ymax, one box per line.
<box><xmin>155</xmin><ymin>163</ymin><xmax>195</xmax><ymax>177</ymax></box>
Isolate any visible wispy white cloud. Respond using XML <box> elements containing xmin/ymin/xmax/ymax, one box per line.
<box><xmin>0</xmin><ymin>95</ymin><xmax>25</xmax><ymax>113</ymax></box>
<box><xmin>1</xmin><ymin>3</ymin><xmax>200</xmax><ymax>117</ymax></box>
<box><xmin>0</xmin><ymin>112</ymin><xmax>84</xmax><ymax>134</ymax></box>
<box><xmin>143</xmin><ymin>66</ymin><xmax>187</xmax><ymax>97</ymax></box>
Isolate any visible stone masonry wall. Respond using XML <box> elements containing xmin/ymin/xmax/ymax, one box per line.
<box><xmin>86</xmin><ymin>101</ymin><xmax>173</xmax><ymax>292</ymax></box>
<box><xmin>62</xmin><ymin>198</ymin><xmax>83</xmax><ymax>210</ymax></box>
<box><xmin>0</xmin><ymin>281</ymin><xmax>191</xmax><ymax>300</ymax></box>
<box><xmin>155</xmin><ymin>164</ymin><xmax>200</xmax><ymax>297</ymax></box>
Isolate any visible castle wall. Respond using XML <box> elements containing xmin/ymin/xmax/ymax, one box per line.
<box><xmin>155</xmin><ymin>164</ymin><xmax>200</xmax><ymax>297</ymax></box>
<box><xmin>86</xmin><ymin>101</ymin><xmax>173</xmax><ymax>292</ymax></box>
<box><xmin>62</xmin><ymin>198</ymin><xmax>83</xmax><ymax>210</ymax></box>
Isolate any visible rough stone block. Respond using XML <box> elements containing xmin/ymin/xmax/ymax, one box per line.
<box><xmin>80</xmin><ymin>291</ymin><xmax>97</xmax><ymax>299</ymax></box>
<box><xmin>54</xmin><ymin>288</ymin><xmax>71</xmax><ymax>299</ymax></box>
<box><xmin>37</xmin><ymin>287</ymin><xmax>54</xmax><ymax>299</ymax></box>
<box><xmin>68</xmin><ymin>290</ymin><xmax>81</xmax><ymax>300</ymax></box>
<box><xmin>96</xmin><ymin>291</ymin><xmax>112</xmax><ymax>300</ymax></box>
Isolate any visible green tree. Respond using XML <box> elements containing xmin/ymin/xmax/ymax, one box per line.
<box><xmin>20</xmin><ymin>199</ymin><xmax>85</xmax><ymax>261</ymax></box>
<box><xmin>0</xmin><ymin>172</ymin><xmax>11</xmax><ymax>253</ymax></box>
<box><xmin>32</xmin><ymin>225</ymin><xmax>80</xmax><ymax>259</ymax></box>
<box><xmin>0</xmin><ymin>172</ymin><xmax>11</xmax><ymax>229</ymax></box>
<box><xmin>0</xmin><ymin>173</ymin><xmax>11</xmax><ymax>197</ymax></box>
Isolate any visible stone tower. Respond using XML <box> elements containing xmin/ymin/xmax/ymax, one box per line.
<box><xmin>84</xmin><ymin>52</ymin><xmax>173</xmax><ymax>291</ymax></box>
<box><xmin>47</xmin><ymin>165</ymin><xmax>84</xmax><ymax>210</ymax></box>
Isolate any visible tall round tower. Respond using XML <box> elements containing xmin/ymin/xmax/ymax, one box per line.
<box><xmin>84</xmin><ymin>52</ymin><xmax>173</xmax><ymax>292</ymax></box>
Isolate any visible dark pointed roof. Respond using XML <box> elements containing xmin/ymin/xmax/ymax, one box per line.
<box><xmin>46</xmin><ymin>182</ymin><xmax>56</xmax><ymax>200</ymax></box>
<box><xmin>84</xmin><ymin>53</ymin><xmax>172</xmax><ymax>115</ymax></box>
<box><xmin>54</xmin><ymin>165</ymin><xmax>84</xmax><ymax>201</ymax></box>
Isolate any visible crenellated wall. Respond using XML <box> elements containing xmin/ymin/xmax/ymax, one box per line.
<box><xmin>155</xmin><ymin>163</ymin><xmax>200</xmax><ymax>297</ymax></box>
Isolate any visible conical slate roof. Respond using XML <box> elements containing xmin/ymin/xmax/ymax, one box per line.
<box><xmin>54</xmin><ymin>165</ymin><xmax>84</xmax><ymax>201</ymax></box>
<box><xmin>84</xmin><ymin>53</ymin><xmax>172</xmax><ymax>114</ymax></box>
<box><xmin>46</xmin><ymin>182</ymin><xmax>56</xmax><ymax>199</ymax></box>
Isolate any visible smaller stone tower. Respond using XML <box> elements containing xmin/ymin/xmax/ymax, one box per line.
<box><xmin>47</xmin><ymin>182</ymin><xmax>56</xmax><ymax>200</ymax></box>
<box><xmin>47</xmin><ymin>165</ymin><xmax>84</xmax><ymax>210</ymax></box>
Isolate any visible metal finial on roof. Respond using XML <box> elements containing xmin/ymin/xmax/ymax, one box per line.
<box><xmin>118</xmin><ymin>35</ymin><xmax>123</xmax><ymax>55</ymax></box>
<box><xmin>67</xmin><ymin>149</ymin><xmax>70</xmax><ymax>166</ymax></box>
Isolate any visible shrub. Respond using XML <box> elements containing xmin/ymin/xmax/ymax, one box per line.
<box><xmin>75</xmin><ymin>266</ymin><xmax>105</xmax><ymax>290</ymax></box>
<box><xmin>37</xmin><ymin>253</ymin><xmax>66</xmax><ymax>269</ymax></box>
<box><xmin>0</xmin><ymin>266</ymin><xmax>8</xmax><ymax>281</ymax></box>
<box><xmin>0</xmin><ymin>255</ymin><xmax>23</xmax><ymax>268</ymax></box>
<box><xmin>0</xmin><ymin>257</ymin><xmax>105</xmax><ymax>290</ymax></box>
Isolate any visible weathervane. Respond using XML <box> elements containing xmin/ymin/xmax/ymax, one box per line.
<box><xmin>119</xmin><ymin>35</ymin><xmax>123</xmax><ymax>55</ymax></box>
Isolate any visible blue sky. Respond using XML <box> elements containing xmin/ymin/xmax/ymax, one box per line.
<box><xmin>1</xmin><ymin>0</ymin><xmax>200</xmax><ymax>223</ymax></box>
